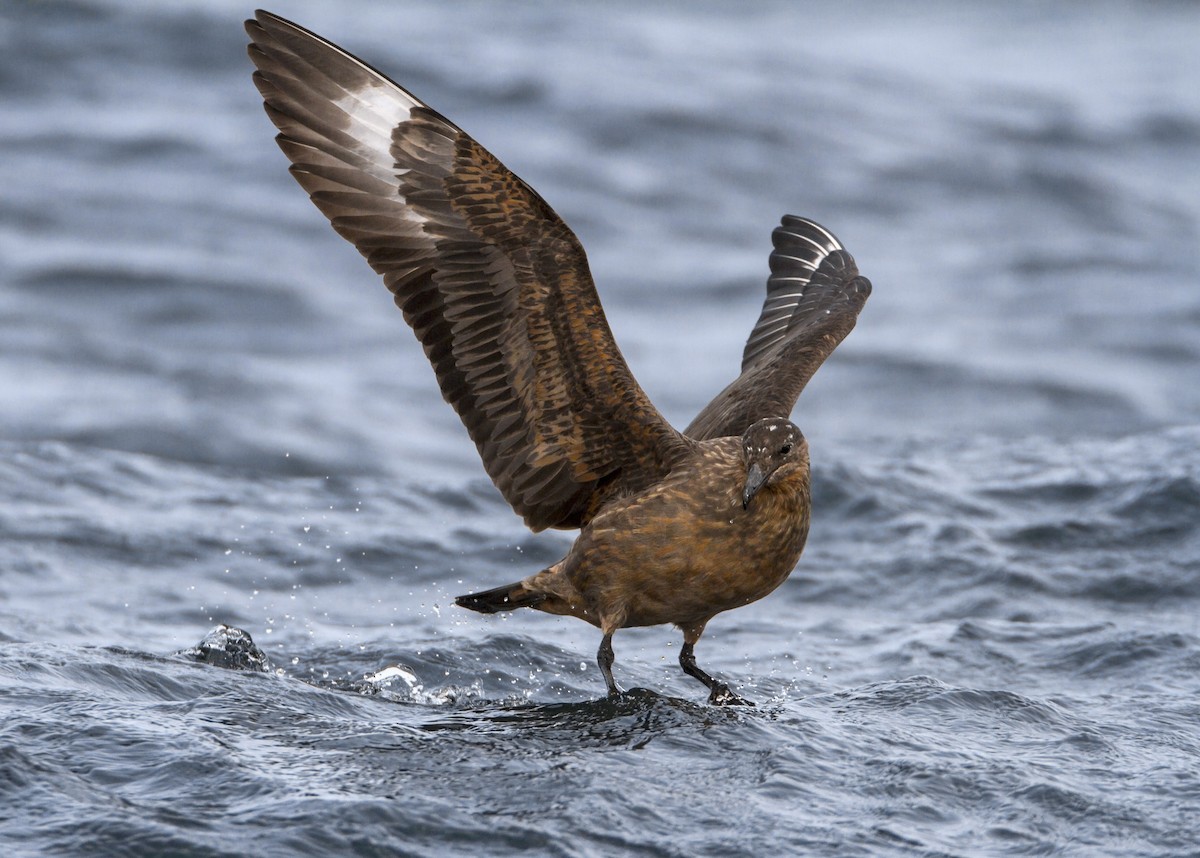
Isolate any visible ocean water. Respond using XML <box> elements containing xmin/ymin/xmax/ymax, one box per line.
<box><xmin>2</xmin><ymin>1</ymin><xmax>1199</xmax><ymax>855</ymax></box>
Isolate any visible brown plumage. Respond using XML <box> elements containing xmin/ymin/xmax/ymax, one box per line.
<box><xmin>246</xmin><ymin>10</ymin><xmax>871</xmax><ymax>704</ymax></box>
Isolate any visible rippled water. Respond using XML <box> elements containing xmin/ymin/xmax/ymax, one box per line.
<box><xmin>2</xmin><ymin>1</ymin><xmax>1199</xmax><ymax>855</ymax></box>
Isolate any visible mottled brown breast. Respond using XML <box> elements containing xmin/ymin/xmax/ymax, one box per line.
<box><xmin>563</xmin><ymin>439</ymin><xmax>811</xmax><ymax>629</ymax></box>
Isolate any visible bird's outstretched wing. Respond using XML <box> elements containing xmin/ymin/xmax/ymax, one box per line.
<box><xmin>685</xmin><ymin>216</ymin><xmax>871</xmax><ymax>440</ymax></box>
<box><xmin>246</xmin><ymin>11</ymin><xmax>690</xmax><ymax>531</ymax></box>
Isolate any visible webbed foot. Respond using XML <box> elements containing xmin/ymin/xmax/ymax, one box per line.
<box><xmin>708</xmin><ymin>682</ymin><xmax>754</xmax><ymax>706</ymax></box>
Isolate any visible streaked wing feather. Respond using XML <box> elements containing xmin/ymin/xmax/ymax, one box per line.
<box><xmin>685</xmin><ymin>215</ymin><xmax>871</xmax><ymax>440</ymax></box>
<box><xmin>247</xmin><ymin>11</ymin><xmax>688</xmax><ymax>530</ymax></box>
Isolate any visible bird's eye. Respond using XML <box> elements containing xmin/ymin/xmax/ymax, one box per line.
<box><xmin>779</xmin><ymin>443</ymin><xmax>792</xmax><ymax>456</ymax></box>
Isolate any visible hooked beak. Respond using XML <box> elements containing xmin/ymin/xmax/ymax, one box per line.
<box><xmin>742</xmin><ymin>462</ymin><xmax>768</xmax><ymax>510</ymax></box>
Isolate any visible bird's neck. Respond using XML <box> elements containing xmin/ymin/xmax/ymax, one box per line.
<box><xmin>758</xmin><ymin>460</ymin><xmax>811</xmax><ymax>523</ymax></box>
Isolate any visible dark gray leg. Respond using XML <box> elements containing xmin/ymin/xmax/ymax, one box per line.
<box><xmin>679</xmin><ymin>641</ymin><xmax>716</xmax><ymax>687</ymax></box>
<box><xmin>597</xmin><ymin>632</ymin><xmax>621</xmax><ymax>697</ymax></box>
<box><xmin>679</xmin><ymin>641</ymin><xmax>753</xmax><ymax>706</ymax></box>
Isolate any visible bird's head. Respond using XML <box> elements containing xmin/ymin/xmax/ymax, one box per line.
<box><xmin>740</xmin><ymin>418</ymin><xmax>809</xmax><ymax>509</ymax></box>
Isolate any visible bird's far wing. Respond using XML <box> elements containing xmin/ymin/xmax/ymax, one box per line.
<box><xmin>246</xmin><ymin>11</ymin><xmax>689</xmax><ymax>530</ymax></box>
<box><xmin>685</xmin><ymin>215</ymin><xmax>871</xmax><ymax>440</ymax></box>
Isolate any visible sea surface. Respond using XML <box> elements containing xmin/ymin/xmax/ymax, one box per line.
<box><xmin>2</xmin><ymin>1</ymin><xmax>1199</xmax><ymax>855</ymax></box>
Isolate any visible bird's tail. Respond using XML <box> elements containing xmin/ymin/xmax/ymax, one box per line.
<box><xmin>455</xmin><ymin>580</ymin><xmax>546</xmax><ymax>614</ymax></box>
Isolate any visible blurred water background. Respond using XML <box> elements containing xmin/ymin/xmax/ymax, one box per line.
<box><xmin>1</xmin><ymin>1</ymin><xmax>1199</xmax><ymax>854</ymax></box>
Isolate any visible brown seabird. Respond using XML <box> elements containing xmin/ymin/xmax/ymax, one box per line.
<box><xmin>245</xmin><ymin>10</ymin><xmax>871</xmax><ymax>705</ymax></box>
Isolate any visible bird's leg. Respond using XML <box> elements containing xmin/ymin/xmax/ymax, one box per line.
<box><xmin>678</xmin><ymin>625</ymin><xmax>753</xmax><ymax>706</ymax></box>
<box><xmin>678</xmin><ymin>642</ymin><xmax>716</xmax><ymax>687</ymax></box>
<box><xmin>597</xmin><ymin>632</ymin><xmax>622</xmax><ymax>697</ymax></box>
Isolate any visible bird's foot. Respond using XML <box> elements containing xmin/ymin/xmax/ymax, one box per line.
<box><xmin>708</xmin><ymin>682</ymin><xmax>754</xmax><ymax>706</ymax></box>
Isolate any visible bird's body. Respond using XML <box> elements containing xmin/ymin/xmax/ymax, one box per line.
<box><xmin>503</xmin><ymin>433</ymin><xmax>810</xmax><ymax>631</ymax></box>
<box><xmin>246</xmin><ymin>10</ymin><xmax>871</xmax><ymax>704</ymax></box>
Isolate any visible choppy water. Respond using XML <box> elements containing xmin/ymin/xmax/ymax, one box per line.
<box><xmin>2</xmin><ymin>1</ymin><xmax>1199</xmax><ymax>855</ymax></box>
